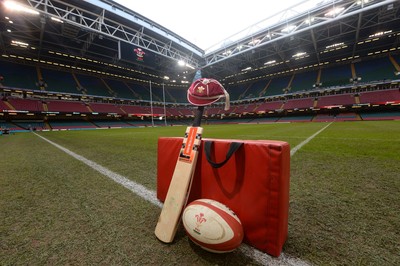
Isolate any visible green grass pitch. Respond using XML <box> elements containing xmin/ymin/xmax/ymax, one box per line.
<box><xmin>1</xmin><ymin>120</ymin><xmax>399</xmax><ymax>265</ymax></box>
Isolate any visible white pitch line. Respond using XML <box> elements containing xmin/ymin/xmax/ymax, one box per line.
<box><xmin>33</xmin><ymin>132</ymin><xmax>313</xmax><ymax>266</ymax></box>
<box><xmin>33</xmin><ymin>132</ymin><xmax>162</xmax><ymax>208</ymax></box>
<box><xmin>290</xmin><ymin>122</ymin><xmax>332</xmax><ymax>157</ymax></box>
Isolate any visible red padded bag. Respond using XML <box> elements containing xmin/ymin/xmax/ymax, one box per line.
<box><xmin>157</xmin><ymin>137</ymin><xmax>290</xmax><ymax>257</ymax></box>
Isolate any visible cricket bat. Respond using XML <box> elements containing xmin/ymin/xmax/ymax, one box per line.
<box><xmin>155</xmin><ymin>106</ymin><xmax>204</xmax><ymax>243</ymax></box>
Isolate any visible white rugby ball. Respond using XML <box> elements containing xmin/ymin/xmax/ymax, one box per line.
<box><xmin>182</xmin><ymin>199</ymin><xmax>244</xmax><ymax>253</ymax></box>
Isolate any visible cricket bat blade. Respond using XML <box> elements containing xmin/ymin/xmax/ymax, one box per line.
<box><xmin>155</xmin><ymin>126</ymin><xmax>203</xmax><ymax>243</ymax></box>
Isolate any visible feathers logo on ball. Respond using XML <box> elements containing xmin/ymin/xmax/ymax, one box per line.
<box><xmin>194</xmin><ymin>212</ymin><xmax>207</xmax><ymax>235</ymax></box>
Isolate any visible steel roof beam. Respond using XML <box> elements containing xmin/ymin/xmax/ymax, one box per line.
<box><xmin>203</xmin><ymin>0</ymin><xmax>397</xmax><ymax>68</ymax></box>
<box><xmin>22</xmin><ymin>0</ymin><xmax>201</xmax><ymax>68</ymax></box>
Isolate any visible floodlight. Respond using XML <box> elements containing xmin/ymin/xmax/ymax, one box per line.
<box><xmin>264</xmin><ymin>60</ymin><xmax>276</xmax><ymax>65</ymax></box>
<box><xmin>369</xmin><ymin>30</ymin><xmax>392</xmax><ymax>38</ymax></box>
<box><xmin>292</xmin><ymin>52</ymin><xmax>307</xmax><ymax>58</ymax></box>
<box><xmin>324</xmin><ymin>7</ymin><xmax>344</xmax><ymax>17</ymax></box>
<box><xmin>326</xmin><ymin>42</ymin><xmax>345</xmax><ymax>49</ymax></box>
<box><xmin>185</xmin><ymin>63</ymin><xmax>195</xmax><ymax>69</ymax></box>
<box><xmin>51</xmin><ymin>17</ymin><xmax>63</xmax><ymax>23</ymax></box>
<box><xmin>305</xmin><ymin>17</ymin><xmax>315</xmax><ymax>25</ymax></box>
<box><xmin>11</xmin><ymin>40</ymin><xmax>29</xmax><ymax>47</ymax></box>
<box><xmin>4</xmin><ymin>1</ymin><xmax>39</xmax><ymax>15</ymax></box>
<box><xmin>248</xmin><ymin>39</ymin><xmax>261</xmax><ymax>46</ymax></box>
<box><xmin>281</xmin><ymin>25</ymin><xmax>296</xmax><ymax>33</ymax></box>
<box><xmin>357</xmin><ymin>0</ymin><xmax>369</xmax><ymax>5</ymax></box>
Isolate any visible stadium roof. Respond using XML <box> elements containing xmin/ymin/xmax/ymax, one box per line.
<box><xmin>114</xmin><ymin>0</ymin><xmax>310</xmax><ymax>52</ymax></box>
<box><xmin>0</xmin><ymin>0</ymin><xmax>399</xmax><ymax>89</ymax></box>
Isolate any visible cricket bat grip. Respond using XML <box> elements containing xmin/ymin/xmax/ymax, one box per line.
<box><xmin>192</xmin><ymin>106</ymin><xmax>204</xmax><ymax>127</ymax></box>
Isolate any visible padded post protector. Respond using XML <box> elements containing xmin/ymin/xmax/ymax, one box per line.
<box><xmin>157</xmin><ymin>137</ymin><xmax>290</xmax><ymax>257</ymax></box>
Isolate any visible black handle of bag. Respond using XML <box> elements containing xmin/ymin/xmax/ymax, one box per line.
<box><xmin>204</xmin><ymin>141</ymin><xmax>243</xmax><ymax>168</ymax></box>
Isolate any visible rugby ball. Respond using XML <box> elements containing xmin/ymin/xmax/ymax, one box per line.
<box><xmin>182</xmin><ymin>199</ymin><xmax>244</xmax><ymax>253</ymax></box>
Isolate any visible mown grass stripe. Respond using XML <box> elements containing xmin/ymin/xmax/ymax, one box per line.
<box><xmin>33</xmin><ymin>131</ymin><xmax>314</xmax><ymax>266</ymax></box>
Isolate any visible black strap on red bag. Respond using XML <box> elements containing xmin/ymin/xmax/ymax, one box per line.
<box><xmin>204</xmin><ymin>141</ymin><xmax>243</xmax><ymax>168</ymax></box>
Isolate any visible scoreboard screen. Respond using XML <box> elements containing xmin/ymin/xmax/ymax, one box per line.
<box><xmin>118</xmin><ymin>41</ymin><xmax>156</xmax><ymax>66</ymax></box>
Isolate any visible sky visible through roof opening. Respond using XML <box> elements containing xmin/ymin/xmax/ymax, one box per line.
<box><xmin>114</xmin><ymin>0</ymin><xmax>318</xmax><ymax>52</ymax></box>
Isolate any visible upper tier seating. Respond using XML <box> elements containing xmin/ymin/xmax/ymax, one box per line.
<box><xmin>290</xmin><ymin>71</ymin><xmax>318</xmax><ymax>92</ymax></box>
<box><xmin>103</xmin><ymin>79</ymin><xmax>136</xmax><ymax>99</ymax></box>
<box><xmin>320</xmin><ymin>64</ymin><xmax>352</xmax><ymax>87</ymax></box>
<box><xmin>41</xmin><ymin>68</ymin><xmax>79</xmax><ymax>94</ymax></box>
<box><xmin>241</xmin><ymin>80</ymin><xmax>269</xmax><ymax>99</ymax></box>
<box><xmin>354</xmin><ymin>57</ymin><xmax>397</xmax><ymax>82</ymax></box>
<box><xmin>1</xmin><ymin>55</ymin><xmax>398</xmax><ymax>109</ymax></box>
<box><xmin>0</xmin><ymin>62</ymin><xmax>38</xmax><ymax>90</ymax></box>
<box><xmin>226</xmin><ymin>84</ymin><xmax>248</xmax><ymax>101</ymax></box>
<box><xmin>264</xmin><ymin>76</ymin><xmax>291</xmax><ymax>96</ymax></box>
<box><xmin>166</xmin><ymin>87</ymin><xmax>187</xmax><ymax>103</ymax></box>
<box><xmin>125</xmin><ymin>82</ymin><xmax>150</xmax><ymax>101</ymax></box>
<box><xmin>75</xmin><ymin>73</ymin><xmax>111</xmax><ymax>97</ymax></box>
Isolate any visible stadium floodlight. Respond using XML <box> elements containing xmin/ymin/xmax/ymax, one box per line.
<box><xmin>51</xmin><ymin>17</ymin><xmax>63</xmax><ymax>23</ymax></box>
<box><xmin>11</xmin><ymin>40</ymin><xmax>29</xmax><ymax>48</ymax></box>
<box><xmin>177</xmin><ymin>59</ymin><xmax>194</xmax><ymax>69</ymax></box>
<box><xmin>4</xmin><ymin>1</ymin><xmax>39</xmax><ymax>15</ymax></box>
<box><xmin>326</xmin><ymin>42</ymin><xmax>345</xmax><ymax>49</ymax></box>
<box><xmin>324</xmin><ymin>7</ymin><xmax>344</xmax><ymax>17</ymax></box>
<box><xmin>369</xmin><ymin>30</ymin><xmax>392</xmax><ymax>38</ymax></box>
<box><xmin>241</xmin><ymin>67</ymin><xmax>252</xmax><ymax>71</ymax></box>
<box><xmin>305</xmin><ymin>17</ymin><xmax>315</xmax><ymax>25</ymax></box>
<box><xmin>292</xmin><ymin>52</ymin><xmax>307</xmax><ymax>58</ymax></box>
<box><xmin>264</xmin><ymin>60</ymin><xmax>276</xmax><ymax>65</ymax></box>
<box><xmin>357</xmin><ymin>0</ymin><xmax>369</xmax><ymax>5</ymax></box>
<box><xmin>281</xmin><ymin>25</ymin><xmax>296</xmax><ymax>33</ymax></box>
<box><xmin>248</xmin><ymin>39</ymin><xmax>261</xmax><ymax>46</ymax></box>
<box><xmin>185</xmin><ymin>63</ymin><xmax>195</xmax><ymax>70</ymax></box>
